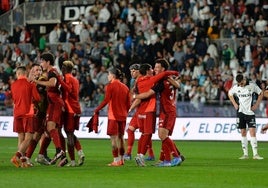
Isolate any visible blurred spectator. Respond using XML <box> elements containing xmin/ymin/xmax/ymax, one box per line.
<box><xmin>96</xmin><ymin>26</ymin><xmax>110</xmax><ymax>42</ymax></box>
<box><xmin>223</xmin><ymin>73</ymin><xmax>234</xmax><ymax>94</ymax></box>
<box><xmin>124</xmin><ymin>31</ymin><xmax>132</xmax><ymax>56</ymax></box>
<box><xmin>39</xmin><ymin>34</ymin><xmax>46</xmax><ymax>52</ymax></box>
<box><xmin>192</xmin><ymin>57</ymin><xmax>204</xmax><ymax>80</ymax></box>
<box><xmin>199</xmin><ymin>0</ymin><xmax>211</xmax><ymax>32</ymax></box>
<box><xmin>204</xmin><ymin>53</ymin><xmax>216</xmax><ymax>71</ymax></box>
<box><xmin>90</xmin><ymin>42</ymin><xmax>102</xmax><ymax>63</ymax></box>
<box><xmin>116</xmin><ymin>18</ymin><xmax>129</xmax><ymax>38</ymax></box>
<box><xmin>58</xmin><ymin>23</ymin><xmax>68</xmax><ymax>42</ymax></box>
<box><xmin>259</xmin><ymin>58</ymin><xmax>268</xmax><ymax>82</ymax></box>
<box><xmin>236</xmin><ymin>40</ymin><xmax>245</xmax><ymax>66</ymax></box>
<box><xmin>194</xmin><ymin>37</ymin><xmax>208</xmax><ymax>57</ymax></box>
<box><xmin>135</xmin><ymin>38</ymin><xmax>148</xmax><ymax>64</ymax></box>
<box><xmin>206</xmin><ymin>42</ymin><xmax>219</xmax><ymax>66</ymax></box>
<box><xmin>181</xmin><ymin>60</ymin><xmax>192</xmax><ymax>81</ymax></box>
<box><xmin>222</xmin><ymin>7</ymin><xmax>235</xmax><ymax>25</ymax></box>
<box><xmin>207</xmin><ymin>19</ymin><xmax>220</xmax><ymax>40</ymax></box>
<box><xmin>0</xmin><ymin>66</ymin><xmax>9</xmax><ymax>84</ymax></box>
<box><xmin>243</xmin><ymin>38</ymin><xmax>254</xmax><ymax>75</ymax></box>
<box><xmin>180</xmin><ymin>79</ymin><xmax>192</xmax><ymax>102</ymax></box>
<box><xmin>49</xmin><ymin>25</ymin><xmax>58</xmax><ymax>44</ymax></box>
<box><xmin>173</xmin><ymin>41</ymin><xmax>185</xmax><ymax>72</ymax></box>
<box><xmin>255</xmin><ymin>14</ymin><xmax>267</xmax><ymax>35</ymax></box>
<box><xmin>93</xmin><ymin>84</ymin><xmax>105</xmax><ymax>107</ymax></box>
<box><xmin>235</xmin><ymin>22</ymin><xmax>245</xmax><ymax>38</ymax></box>
<box><xmin>79</xmin><ymin>23</ymin><xmax>90</xmax><ymax>43</ymax></box>
<box><xmin>220</xmin><ymin>22</ymin><xmax>233</xmax><ymax>38</ymax></box>
<box><xmin>80</xmin><ymin>74</ymin><xmax>96</xmax><ymax>107</ymax></box>
<box><xmin>11</xmin><ymin>43</ymin><xmax>22</xmax><ymax>64</ymax></box>
<box><xmin>253</xmin><ymin>44</ymin><xmax>266</xmax><ymax>71</ymax></box>
<box><xmin>244</xmin><ymin>25</ymin><xmax>257</xmax><ymax>38</ymax></box>
<box><xmin>208</xmin><ymin>79</ymin><xmax>221</xmax><ymax>101</ymax></box>
<box><xmin>95</xmin><ymin>65</ymin><xmax>108</xmax><ymax>86</ymax></box>
<box><xmin>13</xmin><ymin>26</ymin><xmax>21</xmax><ymax>44</ymax></box>
<box><xmin>0</xmin><ymin>29</ymin><xmax>10</xmax><ymax>44</ymax></box>
<box><xmin>175</xmin><ymin>22</ymin><xmax>186</xmax><ymax>42</ymax></box>
<box><xmin>221</xmin><ymin>43</ymin><xmax>234</xmax><ymax>68</ymax></box>
<box><xmin>19</xmin><ymin>26</ymin><xmax>31</xmax><ymax>43</ymax></box>
<box><xmin>86</xmin><ymin>9</ymin><xmax>97</xmax><ymax>27</ymax></box>
<box><xmin>68</xmin><ymin>25</ymin><xmax>78</xmax><ymax>43</ymax></box>
<box><xmin>97</xmin><ymin>3</ymin><xmax>111</xmax><ymax>31</ymax></box>
<box><xmin>3</xmin><ymin>45</ymin><xmax>12</xmax><ymax>61</ymax></box>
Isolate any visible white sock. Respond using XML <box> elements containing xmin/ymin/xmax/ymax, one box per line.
<box><xmin>241</xmin><ymin>137</ymin><xmax>248</xmax><ymax>156</ymax></box>
<box><xmin>114</xmin><ymin>157</ymin><xmax>120</xmax><ymax>162</ymax></box>
<box><xmin>250</xmin><ymin>137</ymin><xmax>258</xmax><ymax>156</ymax></box>
<box><xmin>78</xmin><ymin>150</ymin><xmax>84</xmax><ymax>156</ymax></box>
<box><xmin>38</xmin><ymin>154</ymin><xmax>44</xmax><ymax>158</ymax></box>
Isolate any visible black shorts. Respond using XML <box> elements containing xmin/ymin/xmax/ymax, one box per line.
<box><xmin>236</xmin><ymin>112</ymin><xmax>256</xmax><ymax>129</ymax></box>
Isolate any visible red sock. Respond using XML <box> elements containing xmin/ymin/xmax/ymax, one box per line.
<box><xmin>112</xmin><ymin>148</ymin><xmax>119</xmax><ymax>158</ymax></box>
<box><xmin>126</xmin><ymin>129</ymin><xmax>134</xmax><ymax>155</ymax></box>
<box><xmin>141</xmin><ymin>134</ymin><xmax>151</xmax><ymax>155</ymax></box>
<box><xmin>159</xmin><ymin>145</ymin><xmax>165</xmax><ymax>161</ymax></box>
<box><xmin>67</xmin><ymin>144</ymin><xmax>75</xmax><ymax>160</ymax></box>
<box><xmin>39</xmin><ymin>136</ymin><xmax>51</xmax><ymax>155</ymax></box>
<box><xmin>137</xmin><ymin>134</ymin><xmax>144</xmax><ymax>154</ymax></box>
<box><xmin>119</xmin><ymin>147</ymin><xmax>125</xmax><ymax>156</ymax></box>
<box><xmin>162</xmin><ymin>138</ymin><xmax>171</xmax><ymax>161</ymax></box>
<box><xmin>26</xmin><ymin>140</ymin><xmax>38</xmax><ymax>158</ymax></box>
<box><xmin>74</xmin><ymin>136</ymin><xmax>82</xmax><ymax>151</ymax></box>
<box><xmin>147</xmin><ymin>139</ymin><xmax>154</xmax><ymax>157</ymax></box>
<box><xmin>172</xmin><ymin>141</ymin><xmax>180</xmax><ymax>157</ymax></box>
<box><xmin>164</xmin><ymin>137</ymin><xmax>179</xmax><ymax>158</ymax></box>
<box><xmin>119</xmin><ymin>137</ymin><xmax>125</xmax><ymax>156</ymax></box>
<box><xmin>49</xmin><ymin>129</ymin><xmax>62</xmax><ymax>149</ymax></box>
<box><xmin>15</xmin><ymin>151</ymin><xmax>22</xmax><ymax>158</ymax></box>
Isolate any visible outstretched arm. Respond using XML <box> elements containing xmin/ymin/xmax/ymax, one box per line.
<box><xmin>149</xmin><ymin>71</ymin><xmax>179</xmax><ymax>86</ymax></box>
<box><xmin>134</xmin><ymin>89</ymin><xmax>155</xmax><ymax>100</ymax></box>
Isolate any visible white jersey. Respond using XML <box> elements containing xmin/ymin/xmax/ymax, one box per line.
<box><xmin>228</xmin><ymin>82</ymin><xmax>262</xmax><ymax>115</ymax></box>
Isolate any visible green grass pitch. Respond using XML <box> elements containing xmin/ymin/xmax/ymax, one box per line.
<box><xmin>1</xmin><ymin>137</ymin><xmax>268</xmax><ymax>188</ymax></box>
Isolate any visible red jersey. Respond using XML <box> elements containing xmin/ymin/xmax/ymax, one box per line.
<box><xmin>11</xmin><ymin>76</ymin><xmax>40</xmax><ymax>118</ymax></box>
<box><xmin>95</xmin><ymin>79</ymin><xmax>130</xmax><ymax>121</ymax></box>
<box><xmin>153</xmin><ymin>79</ymin><xmax>177</xmax><ymax>114</ymax></box>
<box><xmin>136</xmin><ymin>76</ymin><xmax>157</xmax><ymax>113</ymax></box>
<box><xmin>60</xmin><ymin>73</ymin><xmax>81</xmax><ymax>114</ymax></box>
<box><xmin>136</xmin><ymin>71</ymin><xmax>179</xmax><ymax>113</ymax></box>
<box><xmin>46</xmin><ymin>68</ymin><xmax>64</xmax><ymax>107</ymax></box>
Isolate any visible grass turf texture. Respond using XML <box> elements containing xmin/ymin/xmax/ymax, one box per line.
<box><xmin>0</xmin><ymin>138</ymin><xmax>268</xmax><ymax>188</ymax></box>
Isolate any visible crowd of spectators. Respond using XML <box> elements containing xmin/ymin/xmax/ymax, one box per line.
<box><xmin>0</xmin><ymin>0</ymin><xmax>268</xmax><ymax>112</ymax></box>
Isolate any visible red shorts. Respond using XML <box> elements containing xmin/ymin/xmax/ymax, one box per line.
<box><xmin>158</xmin><ymin>112</ymin><xmax>176</xmax><ymax>135</ymax></box>
<box><xmin>47</xmin><ymin>102</ymin><xmax>63</xmax><ymax>126</ymax></box>
<box><xmin>107</xmin><ymin>120</ymin><xmax>126</xmax><ymax>136</ymax></box>
<box><xmin>129</xmin><ymin>112</ymin><xmax>139</xmax><ymax>129</ymax></box>
<box><xmin>137</xmin><ymin>112</ymin><xmax>156</xmax><ymax>134</ymax></box>
<box><xmin>33</xmin><ymin>114</ymin><xmax>46</xmax><ymax>134</ymax></box>
<box><xmin>13</xmin><ymin>116</ymin><xmax>34</xmax><ymax>133</ymax></box>
<box><xmin>62</xmin><ymin>112</ymin><xmax>80</xmax><ymax>132</ymax></box>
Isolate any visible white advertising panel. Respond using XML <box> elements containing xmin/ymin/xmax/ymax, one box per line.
<box><xmin>1</xmin><ymin>116</ymin><xmax>268</xmax><ymax>141</ymax></box>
